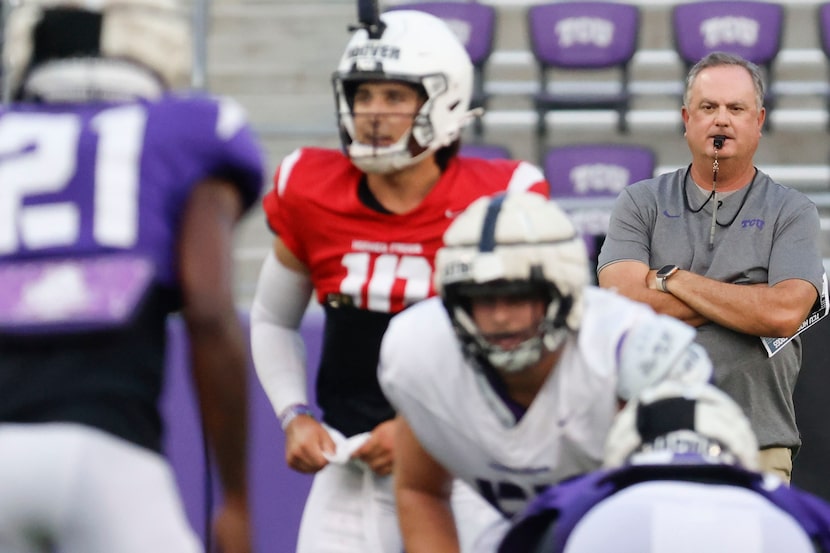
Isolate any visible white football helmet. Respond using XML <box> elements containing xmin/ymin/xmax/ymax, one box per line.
<box><xmin>332</xmin><ymin>9</ymin><xmax>476</xmax><ymax>174</ymax></box>
<box><xmin>604</xmin><ymin>381</ymin><xmax>761</xmax><ymax>471</ymax></box>
<box><xmin>435</xmin><ymin>192</ymin><xmax>589</xmax><ymax>373</ymax></box>
<box><xmin>3</xmin><ymin>0</ymin><xmax>191</xmax><ymax>102</ymax></box>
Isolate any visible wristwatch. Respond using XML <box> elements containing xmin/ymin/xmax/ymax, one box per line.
<box><xmin>656</xmin><ymin>264</ymin><xmax>679</xmax><ymax>292</ymax></box>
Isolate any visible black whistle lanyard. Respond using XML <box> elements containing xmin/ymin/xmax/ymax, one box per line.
<box><xmin>682</xmin><ymin>142</ymin><xmax>757</xmax><ymax>250</ymax></box>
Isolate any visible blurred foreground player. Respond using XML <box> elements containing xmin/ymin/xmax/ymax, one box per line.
<box><xmin>500</xmin><ymin>381</ymin><xmax>830</xmax><ymax>553</ymax></box>
<box><xmin>379</xmin><ymin>192</ymin><xmax>714</xmax><ymax>552</ymax></box>
<box><xmin>0</xmin><ymin>0</ymin><xmax>264</xmax><ymax>551</ymax></box>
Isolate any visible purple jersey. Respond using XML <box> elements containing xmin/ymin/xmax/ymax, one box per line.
<box><xmin>0</xmin><ymin>94</ymin><xmax>264</xmax><ymax>449</ymax></box>
<box><xmin>499</xmin><ymin>463</ymin><xmax>830</xmax><ymax>553</ymax></box>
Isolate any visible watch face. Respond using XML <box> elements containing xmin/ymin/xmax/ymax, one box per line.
<box><xmin>657</xmin><ymin>265</ymin><xmax>676</xmax><ymax>277</ymax></box>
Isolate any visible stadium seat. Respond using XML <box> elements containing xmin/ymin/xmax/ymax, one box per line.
<box><xmin>388</xmin><ymin>1</ymin><xmax>497</xmax><ymax>138</ymax></box>
<box><xmin>543</xmin><ymin>143</ymin><xmax>655</xmax><ymax>279</ymax></box>
<box><xmin>459</xmin><ymin>142</ymin><xmax>512</xmax><ymax>160</ymax></box>
<box><xmin>161</xmin><ymin>309</ymin><xmax>325</xmax><ymax>553</ymax></box>
<box><xmin>527</xmin><ymin>1</ymin><xmax>640</xmax><ymax>165</ymax></box>
<box><xmin>672</xmin><ymin>1</ymin><xmax>784</xmax><ymax>129</ymax></box>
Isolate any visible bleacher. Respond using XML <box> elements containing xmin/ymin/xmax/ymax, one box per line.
<box><xmin>211</xmin><ymin>0</ymin><xmax>830</xmax><ymax>305</ymax></box>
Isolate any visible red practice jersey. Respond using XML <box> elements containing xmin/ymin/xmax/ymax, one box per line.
<box><xmin>264</xmin><ymin>147</ymin><xmax>550</xmax><ymax>314</ymax></box>
<box><xmin>262</xmin><ymin>147</ymin><xmax>549</xmax><ymax>435</ymax></box>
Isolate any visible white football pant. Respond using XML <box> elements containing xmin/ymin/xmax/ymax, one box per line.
<box><xmin>295</xmin><ymin>424</ymin><xmax>502</xmax><ymax>553</ymax></box>
<box><xmin>0</xmin><ymin>423</ymin><xmax>201</xmax><ymax>553</ymax></box>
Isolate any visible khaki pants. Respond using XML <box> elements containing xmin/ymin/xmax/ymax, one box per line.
<box><xmin>758</xmin><ymin>447</ymin><xmax>792</xmax><ymax>483</ymax></box>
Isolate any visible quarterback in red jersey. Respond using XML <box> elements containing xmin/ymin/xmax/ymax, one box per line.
<box><xmin>251</xmin><ymin>9</ymin><xmax>549</xmax><ymax>553</ymax></box>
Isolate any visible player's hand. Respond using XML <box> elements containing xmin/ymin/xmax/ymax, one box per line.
<box><xmin>285</xmin><ymin>415</ymin><xmax>335</xmax><ymax>473</ymax></box>
<box><xmin>212</xmin><ymin>497</ymin><xmax>252</xmax><ymax>553</ymax></box>
<box><xmin>352</xmin><ymin>419</ymin><xmax>396</xmax><ymax>476</ymax></box>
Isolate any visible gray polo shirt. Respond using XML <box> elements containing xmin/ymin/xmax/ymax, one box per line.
<box><xmin>598</xmin><ymin>166</ymin><xmax>825</xmax><ymax>450</ymax></box>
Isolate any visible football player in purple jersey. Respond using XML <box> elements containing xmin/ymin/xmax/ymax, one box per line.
<box><xmin>0</xmin><ymin>1</ymin><xmax>264</xmax><ymax>552</ymax></box>
<box><xmin>500</xmin><ymin>381</ymin><xmax>830</xmax><ymax>553</ymax></box>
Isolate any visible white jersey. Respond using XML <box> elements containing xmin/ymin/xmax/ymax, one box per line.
<box><xmin>379</xmin><ymin>287</ymin><xmax>660</xmax><ymax>517</ymax></box>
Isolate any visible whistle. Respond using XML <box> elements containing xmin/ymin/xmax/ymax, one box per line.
<box><xmin>713</xmin><ymin>135</ymin><xmax>726</xmax><ymax>150</ymax></box>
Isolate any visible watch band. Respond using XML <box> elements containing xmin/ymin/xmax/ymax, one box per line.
<box><xmin>656</xmin><ymin>264</ymin><xmax>679</xmax><ymax>293</ymax></box>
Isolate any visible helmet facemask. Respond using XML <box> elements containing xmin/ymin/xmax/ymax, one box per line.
<box><xmin>446</xmin><ymin>278</ymin><xmax>574</xmax><ymax>373</ymax></box>
<box><xmin>435</xmin><ymin>192</ymin><xmax>589</xmax><ymax>375</ymax></box>
<box><xmin>334</xmin><ymin>74</ymin><xmax>440</xmax><ymax>174</ymax></box>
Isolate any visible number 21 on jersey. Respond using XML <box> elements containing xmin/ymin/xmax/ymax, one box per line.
<box><xmin>0</xmin><ymin>106</ymin><xmax>145</xmax><ymax>255</ymax></box>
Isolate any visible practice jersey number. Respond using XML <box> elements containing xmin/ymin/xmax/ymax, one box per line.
<box><xmin>341</xmin><ymin>252</ymin><xmax>432</xmax><ymax>312</ymax></box>
<box><xmin>0</xmin><ymin>106</ymin><xmax>146</xmax><ymax>254</ymax></box>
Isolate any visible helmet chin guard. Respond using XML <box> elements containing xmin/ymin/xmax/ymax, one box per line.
<box><xmin>346</xmin><ymin>126</ymin><xmax>432</xmax><ymax>174</ymax></box>
<box><xmin>450</xmin><ymin>289</ymin><xmax>571</xmax><ymax>374</ymax></box>
<box><xmin>332</xmin><ymin>10</ymin><xmax>476</xmax><ymax>174</ymax></box>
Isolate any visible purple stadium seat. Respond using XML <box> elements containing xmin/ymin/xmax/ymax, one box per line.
<box><xmin>527</xmin><ymin>1</ymin><xmax>640</xmax><ymax>163</ymax></box>
<box><xmin>161</xmin><ymin>309</ymin><xmax>325</xmax><ymax>552</ymax></box>
<box><xmin>543</xmin><ymin>143</ymin><xmax>655</xmax><ymax>274</ymax></box>
<box><xmin>672</xmin><ymin>1</ymin><xmax>783</xmax><ymax>127</ymax></box>
<box><xmin>387</xmin><ymin>1</ymin><xmax>497</xmax><ymax>137</ymax></box>
<box><xmin>459</xmin><ymin>142</ymin><xmax>512</xmax><ymax>160</ymax></box>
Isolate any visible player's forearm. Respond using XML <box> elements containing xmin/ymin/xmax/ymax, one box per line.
<box><xmin>187</xmin><ymin>315</ymin><xmax>250</xmax><ymax>499</ymax></box>
<box><xmin>398</xmin><ymin>490</ymin><xmax>460</xmax><ymax>553</ymax></box>
<box><xmin>178</xmin><ymin>180</ymin><xmax>249</xmax><ymax>498</ymax></box>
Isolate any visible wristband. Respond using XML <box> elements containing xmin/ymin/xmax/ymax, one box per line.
<box><xmin>279</xmin><ymin>403</ymin><xmax>315</xmax><ymax>430</ymax></box>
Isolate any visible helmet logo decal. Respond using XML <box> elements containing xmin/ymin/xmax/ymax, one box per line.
<box><xmin>441</xmin><ymin>257</ymin><xmax>473</xmax><ymax>285</ymax></box>
<box><xmin>346</xmin><ymin>43</ymin><xmax>401</xmax><ymax>61</ymax></box>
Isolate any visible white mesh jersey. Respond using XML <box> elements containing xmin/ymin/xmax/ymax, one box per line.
<box><xmin>379</xmin><ymin>286</ymin><xmax>660</xmax><ymax>517</ymax></box>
